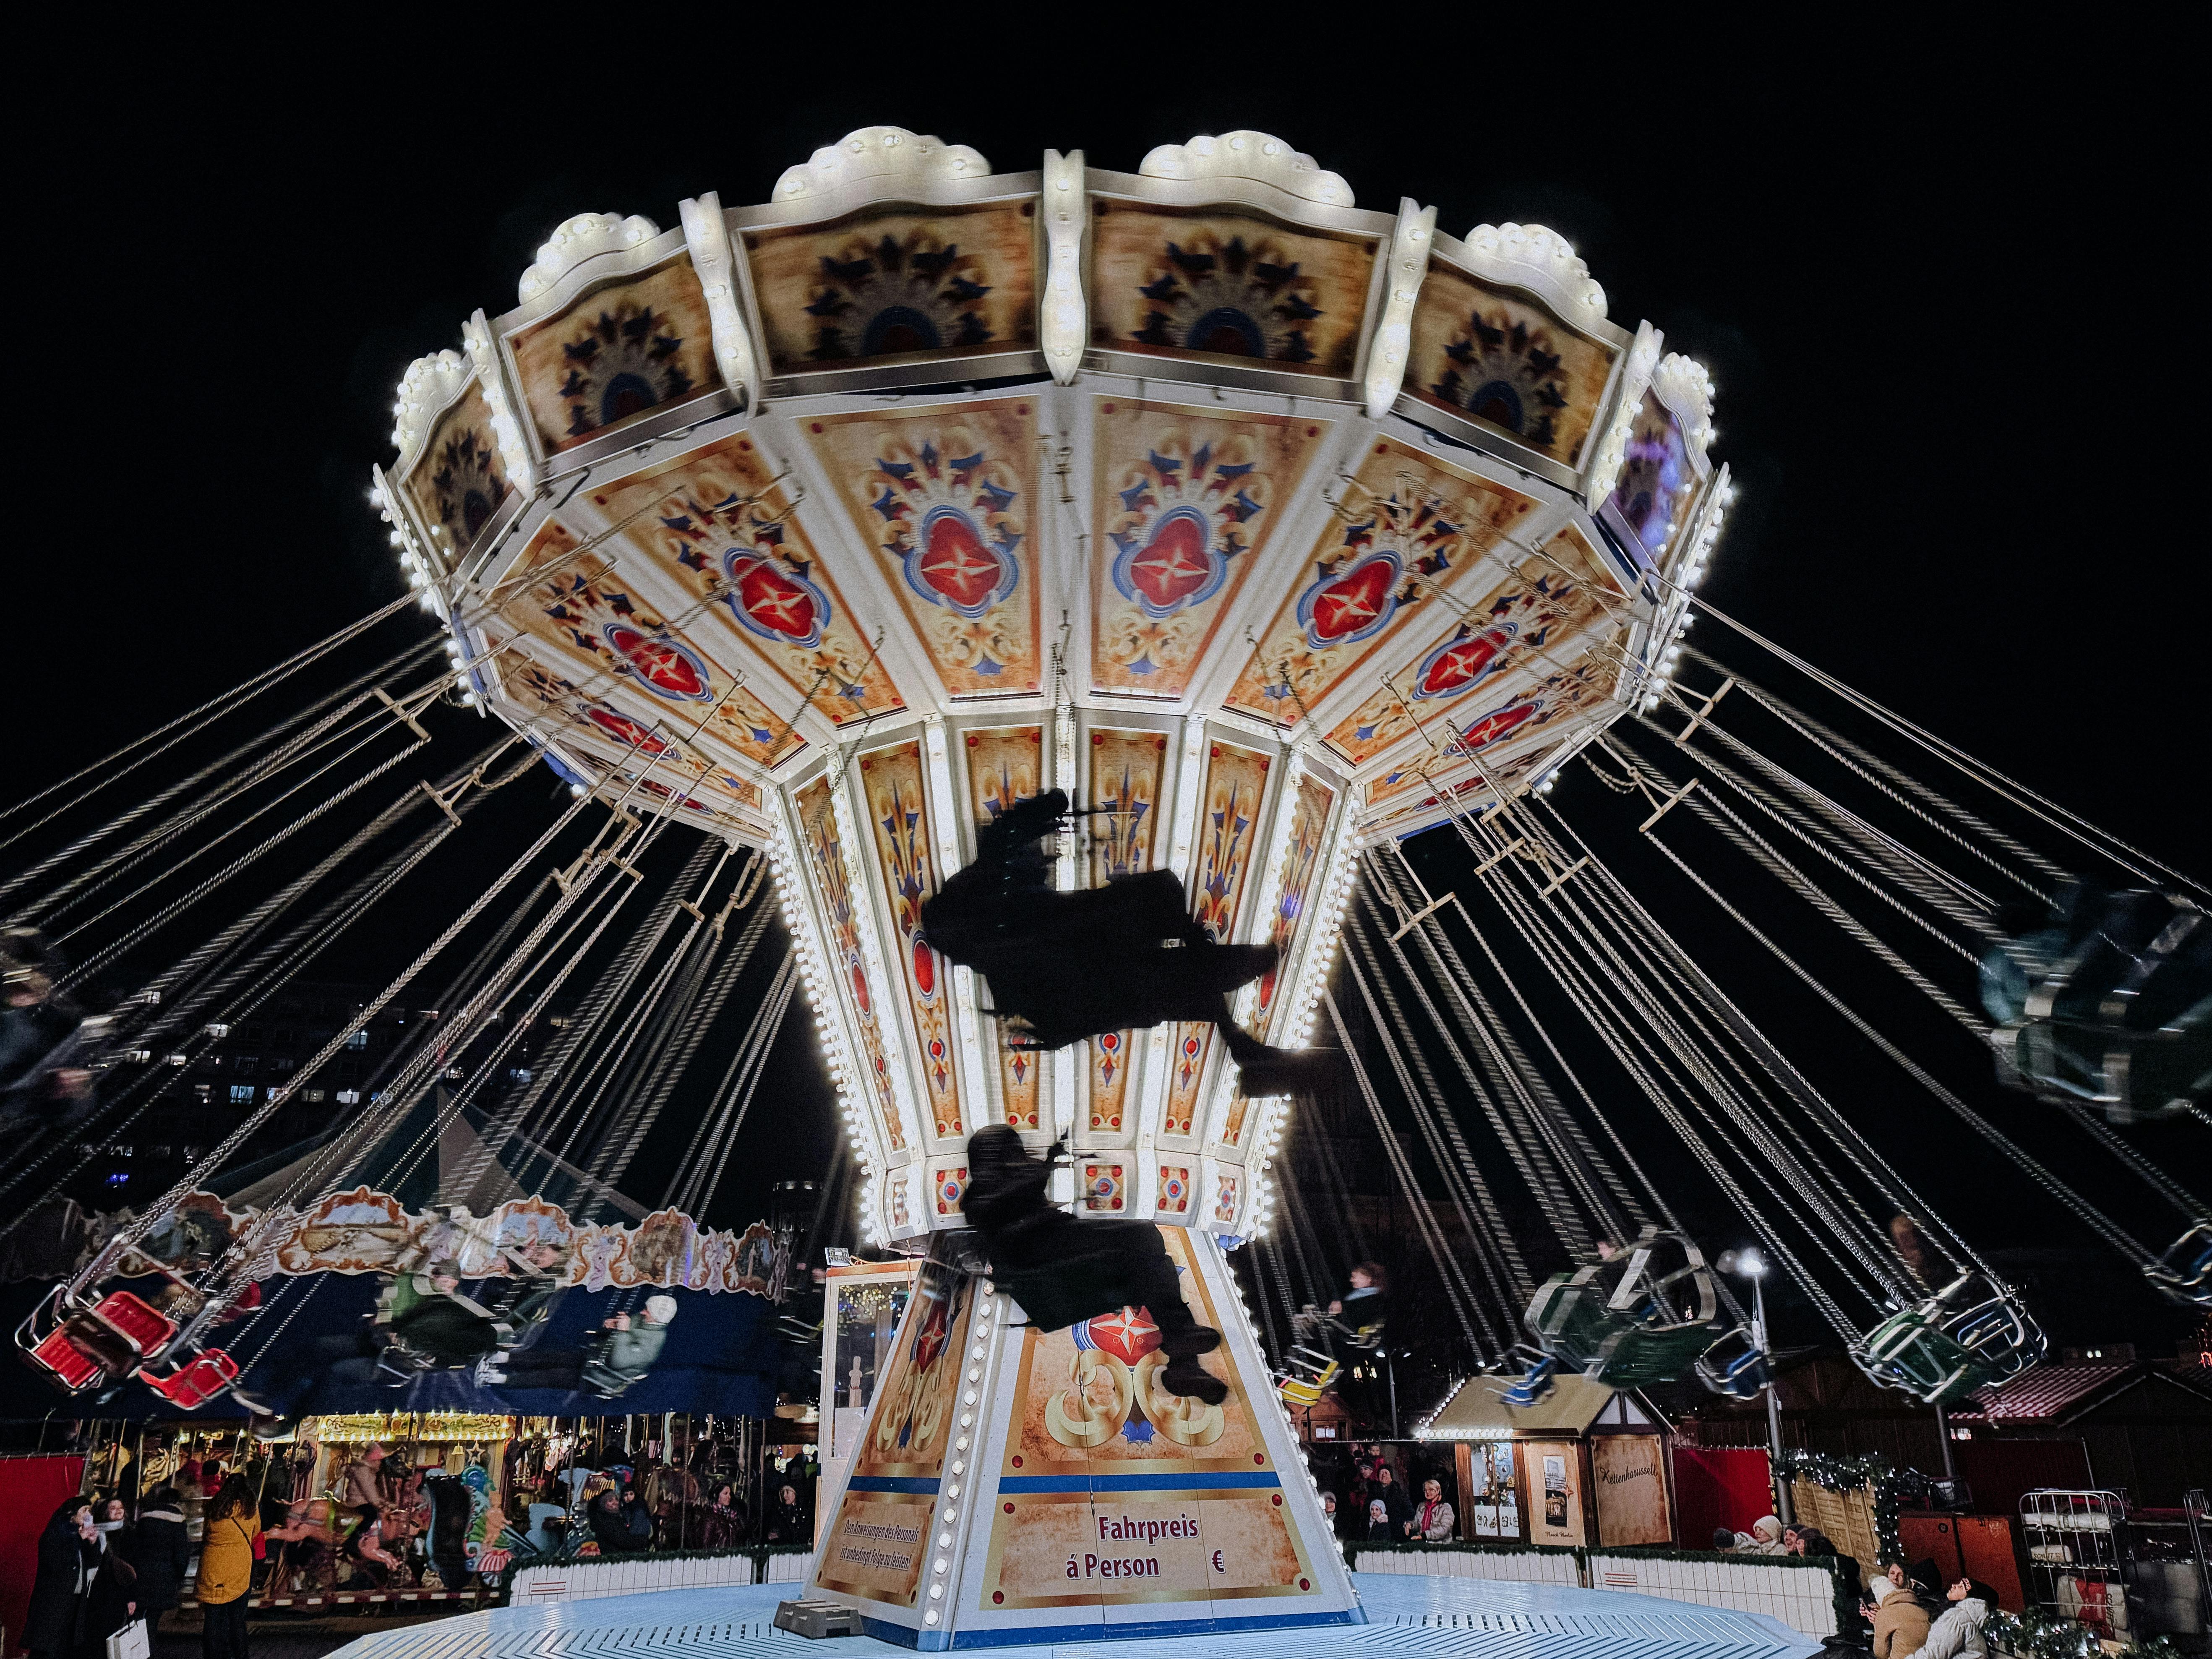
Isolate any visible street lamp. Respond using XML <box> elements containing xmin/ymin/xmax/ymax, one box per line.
<box><xmin>1719</xmin><ymin>1247</ymin><xmax>1790</xmax><ymax>1525</ymax></box>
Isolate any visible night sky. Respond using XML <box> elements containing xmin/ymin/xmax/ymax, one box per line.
<box><xmin>14</xmin><ymin>59</ymin><xmax>2206</xmax><ymax>1359</ymax></box>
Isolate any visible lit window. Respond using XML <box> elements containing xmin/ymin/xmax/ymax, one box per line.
<box><xmin>303</xmin><ymin>1089</ymin><xmax>326</xmax><ymax>1103</ymax></box>
<box><xmin>508</xmin><ymin>1068</ymin><xmax>533</xmax><ymax>1083</ymax></box>
<box><xmin>336</xmin><ymin>1089</ymin><xmax>360</xmax><ymax>1104</ymax></box>
<box><xmin>229</xmin><ymin>1085</ymin><xmax>254</xmax><ymax>1103</ymax></box>
<box><xmin>346</xmin><ymin>1031</ymin><xmax>368</xmax><ymax>1050</ymax></box>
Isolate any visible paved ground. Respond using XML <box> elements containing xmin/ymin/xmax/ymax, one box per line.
<box><xmin>307</xmin><ymin>1574</ymin><xmax>1822</xmax><ymax>1659</ymax></box>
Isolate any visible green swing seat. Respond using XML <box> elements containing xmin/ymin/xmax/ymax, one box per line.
<box><xmin>1524</xmin><ymin>1227</ymin><xmax>1721</xmax><ymax>1388</ymax></box>
<box><xmin>1849</xmin><ymin>1273</ymin><xmax>2044</xmax><ymax>1404</ymax></box>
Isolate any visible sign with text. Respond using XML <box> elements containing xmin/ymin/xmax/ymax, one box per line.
<box><xmin>983</xmin><ymin>1492</ymin><xmax>1314</xmax><ymax>1609</ymax></box>
<box><xmin>815</xmin><ymin>1492</ymin><xmax>933</xmax><ymax>1604</ymax></box>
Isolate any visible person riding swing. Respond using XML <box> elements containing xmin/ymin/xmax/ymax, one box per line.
<box><xmin>919</xmin><ymin>789</ymin><xmax>1335</xmax><ymax>1096</ymax></box>
<box><xmin>960</xmin><ymin>1125</ymin><xmax>1228</xmax><ymax>1404</ymax></box>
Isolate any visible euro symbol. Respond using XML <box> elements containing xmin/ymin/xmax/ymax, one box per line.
<box><xmin>1212</xmin><ymin>1550</ymin><xmax>1224</xmax><ymax>1573</ymax></box>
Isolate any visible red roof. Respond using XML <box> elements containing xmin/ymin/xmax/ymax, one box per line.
<box><xmin>1952</xmin><ymin>1364</ymin><xmax>2131</xmax><ymax>1422</ymax></box>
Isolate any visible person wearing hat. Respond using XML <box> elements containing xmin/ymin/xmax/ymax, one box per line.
<box><xmin>476</xmin><ymin>1296</ymin><xmax>679</xmax><ymax>1397</ymax></box>
<box><xmin>1743</xmin><ymin>1514</ymin><xmax>1789</xmax><ymax>1555</ymax></box>
<box><xmin>1864</xmin><ymin>1562</ymin><xmax>1935</xmax><ymax>1657</ymax></box>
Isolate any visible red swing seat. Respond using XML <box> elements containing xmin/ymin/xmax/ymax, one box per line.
<box><xmin>137</xmin><ymin>1347</ymin><xmax>240</xmax><ymax>1409</ymax></box>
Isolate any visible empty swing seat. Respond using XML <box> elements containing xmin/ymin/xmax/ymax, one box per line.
<box><xmin>18</xmin><ymin>1286</ymin><xmax>178</xmax><ymax>1394</ymax></box>
<box><xmin>1494</xmin><ymin>1350</ymin><xmax>1558</xmax><ymax>1409</ymax></box>
<box><xmin>1694</xmin><ymin>1325</ymin><xmax>1771</xmax><ymax>1400</ymax></box>
<box><xmin>1276</xmin><ymin>1335</ymin><xmax>1341</xmax><ymax>1409</ymax></box>
<box><xmin>89</xmin><ymin>1289</ymin><xmax>179</xmax><ymax>1356</ymax></box>
<box><xmin>138</xmin><ymin>1348</ymin><xmax>240</xmax><ymax>1410</ymax></box>
<box><xmin>2144</xmin><ymin>1223</ymin><xmax>2212</xmax><ymax>1308</ymax></box>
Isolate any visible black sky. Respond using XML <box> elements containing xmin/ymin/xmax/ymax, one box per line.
<box><xmin>11</xmin><ymin>45</ymin><xmax>2205</xmax><ymax>1349</ymax></box>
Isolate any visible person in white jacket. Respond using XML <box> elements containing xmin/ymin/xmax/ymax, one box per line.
<box><xmin>1905</xmin><ymin>1577</ymin><xmax>1993</xmax><ymax>1659</ymax></box>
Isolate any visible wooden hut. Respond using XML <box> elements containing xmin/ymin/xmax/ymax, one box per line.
<box><xmin>1415</xmin><ymin>1373</ymin><xmax>1675</xmax><ymax>1547</ymax></box>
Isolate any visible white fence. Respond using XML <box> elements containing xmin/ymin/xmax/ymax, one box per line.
<box><xmin>1349</xmin><ymin>1545</ymin><xmax>1838</xmax><ymax>1640</ymax></box>
<box><xmin>1350</xmin><ymin>1546</ymin><xmax>1579</xmax><ymax>1586</ymax></box>
<box><xmin>1587</xmin><ymin>1551</ymin><xmax>1837</xmax><ymax>1638</ymax></box>
<box><xmin>510</xmin><ymin>1549</ymin><xmax>812</xmax><ymax>1603</ymax></box>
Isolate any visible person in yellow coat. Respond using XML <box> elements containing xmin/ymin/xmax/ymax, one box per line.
<box><xmin>194</xmin><ymin>1475</ymin><xmax>261</xmax><ymax>1659</ymax></box>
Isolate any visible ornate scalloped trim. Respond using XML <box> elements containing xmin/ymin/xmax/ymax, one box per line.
<box><xmin>772</xmin><ymin>126</ymin><xmax>991</xmax><ymax>204</ymax></box>
<box><xmin>1137</xmin><ymin>130</ymin><xmax>1354</xmax><ymax>209</ymax></box>
<box><xmin>1678</xmin><ymin>460</ymin><xmax>1732</xmax><ymax>586</ymax></box>
<box><xmin>1364</xmin><ymin>199</ymin><xmax>1437</xmax><ymax>419</ymax></box>
<box><xmin>1650</xmin><ymin>352</ymin><xmax>1719</xmax><ymax>469</ymax></box>
<box><xmin>461</xmin><ymin>310</ymin><xmax>538</xmax><ymax>493</ymax></box>
<box><xmin>390</xmin><ymin>348</ymin><xmax>472</xmax><ymax>474</ymax></box>
<box><xmin>516</xmin><ymin>211</ymin><xmax>662</xmax><ymax>304</ymax></box>
<box><xmin>1040</xmin><ymin>149</ymin><xmax>1088</xmax><ymax>385</ymax></box>
<box><xmin>1583</xmin><ymin>321</ymin><xmax>1662</xmax><ymax>502</ymax></box>
<box><xmin>679</xmin><ymin>192</ymin><xmax>760</xmax><ymax>412</ymax></box>
<box><xmin>1458</xmin><ymin>222</ymin><xmax>1608</xmax><ymax>331</ymax></box>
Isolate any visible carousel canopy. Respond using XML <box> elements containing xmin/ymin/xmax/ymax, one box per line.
<box><xmin>381</xmin><ymin>128</ymin><xmax>1725</xmax><ymax>1244</ymax></box>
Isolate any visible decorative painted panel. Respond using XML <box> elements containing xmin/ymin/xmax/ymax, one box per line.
<box><xmin>1361</xmin><ymin>647</ymin><xmax>1621</xmax><ymax>804</ymax></box>
<box><xmin>1084</xmin><ymin>728</ymin><xmax>1170</xmax><ymax>1135</ymax></box>
<box><xmin>803</xmin><ymin>399</ymin><xmax>1044</xmax><ymax>697</ymax></box>
<box><xmin>1080</xmin><ymin>1159</ymin><xmax>1128</xmax><ymax>1213</ymax></box>
<box><xmin>1222</xmin><ymin>438</ymin><xmax>1537</xmax><ymax>727</ymax></box>
<box><xmin>1088</xmin><ymin>399</ymin><xmax>1329</xmax><ymax>699</ymax></box>
<box><xmin>1607</xmin><ymin>389</ymin><xmax>1700</xmax><ymax>564</ymax></box>
<box><xmin>584</xmin><ymin>432</ymin><xmax>904</xmax><ymax>722</ymax></box>
<box><xmin>963</xmin><ymin>725</ymin><xmax>1046</xmax><ymax>1129</ymax></box>
<box><xmin>1163</xmin><ymin>741</ymin><xmax>1272</xmax><ymax>1138</ymax></box>
<box><xmin>1315</xmin><ymin>523</ymin><xmax>1626</xmax><ymax>767</ymax></box>
<box><xmin>509</xmin><ymin>256</ymin><xmax>718</xmax><ymax>454</ymax></box>
<box><xmin>859</xmin><ymin>741</ymin><xmax>963</xmax><ymax>1139</ymax></box>
<box><xmin>1085</xmin><ymin>729</ymin><xmax>1169</xmax><ymax>882</ymax></box>
<box><xmin>796</xmin><ymin>776</ymin><xmax>907</xmax><ymax>1154</ymax></box>
<box><xmin>1090</xmin><ymin>203</ymin><xmax>1374</xmax><ymax>378</ymax></box>
<box><xmin>1363</xmin><ymin>742</ymin><xmax>1561</xmax><ymax>834</ymax></box>
<box><xmin>507</xmin><ymin>659</ymin><xmax>767</xmax><ymax>816</ymax></box>
<box><xmin>743</xmin><ymin>203</ymin><xmax>1038</xmax><ymax>376</ymax></box>
<box><xmin>398</xmin><ymin>381</ymin><xmax>512</xmax><ymax>561</ymax></box>
<box><xmin>1155</xmin><ymin>1162</ymin><xmax>1193</xmax><ymax>1218</ymax></box>
<box><xmin>1257</xmin><ymin>774</ymin><xmax>1334</xmax><ymax>1035</ymax></box>
<box><xmin>1405</xmin><ymin>263</ymin><xmax>1619</xmax><ymax>466</ymax></box>
<box><xmin>490</xmin><ymin>519</ymin><xmax>807</xmax><ymax>769</ymax></box>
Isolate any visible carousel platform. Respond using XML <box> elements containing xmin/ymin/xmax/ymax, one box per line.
<box><xmin>324</xmin><ymin>1573</ymin><xmax>1822</xmax><ymax>1658</ymax></box>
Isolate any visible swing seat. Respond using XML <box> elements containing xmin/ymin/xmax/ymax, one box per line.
<box><xmin>1277</xmin><ymin>1355</ymin><xmax>1341</xmax><ymax>1409</ymax></box>
<box><xmin>1694</xmin><ymin>1326</ymin><xmax>1771</xmax><ymax>1400</ymax></box>
<box><xmin>137</xmin><ymin>1347</ymin><xmax>240</xmax><ymax>1410</ymax></box>
<box><xmin>1851</xmin><ymin>1273</ymin><xmax>2044</xmax><ymax>1404</ymax></box>
<box><xmin>14</xmin><ymin>1285</ymin><xmax>175</xmax><ymax>1394</ymax></box>
<box><xmin>1493</xmin><ymin>1351</ymin><xmax>1557</xmax><ymax>1409</ymax></box>
<box><xmin>88</xmin><ymin>1289</ymin><xmax>178</xmax><ymax>1356</ymax></box>
<box><xmin>2144</xmin><ymin>1223</ymin><xmax>2212</xmax><ymax>1309</ymax></box>
<box><xmin>24</xmin><ymin>1321</ymin><xmax>110</xmax><ymax>1392</ymax></box>
<box><xmin>1525</xmin><ymin>1228</ymin><xmax>1721</xmax><ymax>1386</ymax></box>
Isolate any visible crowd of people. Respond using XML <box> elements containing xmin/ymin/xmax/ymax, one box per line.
<box><xmin>15</xmin><ymin>1432</ymin><xmax>822</xmax><ymax>1659</ymax></box>
<box><xmin>1313</xmin><ymin>1443</ymin><xmax>1458</xmax><ymax>1545</ymax></box>
<box><xmin>25</xmin><ymin>1487</ymin><xmax>202</xmax><ymax>1659</ymax></box>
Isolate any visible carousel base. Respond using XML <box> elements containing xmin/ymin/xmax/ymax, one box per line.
<box><xmin>323</xmin><ymin>1574</ymin><xmax>1822</xmax><ymax>1658</ymax></box>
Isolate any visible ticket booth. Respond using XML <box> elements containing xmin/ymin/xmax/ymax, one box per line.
<box><xmin>1415</xmin><ymin>1373</ymin><xmax>1675</xmax><ymax>1547</ymax></box>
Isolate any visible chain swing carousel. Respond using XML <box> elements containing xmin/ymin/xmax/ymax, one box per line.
<box><xmin>4</xmin><ymin>122</ymin><xmax>2202</xmax><ymax>1656</ymax></box>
